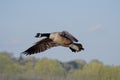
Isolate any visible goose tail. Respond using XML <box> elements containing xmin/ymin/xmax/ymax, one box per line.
<box><xmin>69</xmin><ymin>43</ymin><xmax>84</xmax><ymax>52</ymax></box>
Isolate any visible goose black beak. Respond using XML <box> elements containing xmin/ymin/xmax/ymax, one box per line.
<box><xmin>35</xmin><ymin>33</ymin><xmax>41</xmax><ymax>38</ymax></box>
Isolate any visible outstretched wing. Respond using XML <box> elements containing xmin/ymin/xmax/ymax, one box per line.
<box><xmin>22</xmin><ymin>38</ymin><xmax>58</xmax><ymax>55</ymax></box>
<box><xmin>62</xmin><ymin>31</ymin><xmax>78</xmax><ymax>42</ymax></box>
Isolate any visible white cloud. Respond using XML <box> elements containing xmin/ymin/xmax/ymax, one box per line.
<box><xmin>89</xmin><ymin>24</ymin><xmax>104</xmax><ymax>32</ymax></box>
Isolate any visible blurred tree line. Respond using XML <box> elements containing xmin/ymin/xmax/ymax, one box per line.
<box><xmin>0</xmin><ymin>52</ymin><xmax>120</xmax><ymax>80</ymax></box>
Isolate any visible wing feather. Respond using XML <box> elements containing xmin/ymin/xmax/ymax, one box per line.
<box><xmin>62</xmin><ymin>31</ymin><xmax>78</xmax><ymax>42</ymax></box>
<box><xmin>23</xmin><ymin>38</ymin><xmax>58</xmax><ymax>55</ymax></box>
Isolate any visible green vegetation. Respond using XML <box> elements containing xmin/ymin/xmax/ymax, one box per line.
<box><xmin>0</xmin><ymin>52</ymin><xmax>120</xmax><ymax>80</ymax></box>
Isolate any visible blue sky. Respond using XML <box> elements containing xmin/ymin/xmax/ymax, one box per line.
<box><xmin>0</xmin><ymin>0</ymin><xmax>120</xmax><ymax>65</ymax></box>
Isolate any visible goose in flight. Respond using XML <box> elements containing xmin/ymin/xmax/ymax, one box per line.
<box><xmin>22</xmin><ymin>31</ymin><xmax>84</xmax><ymax>55</ymax></box>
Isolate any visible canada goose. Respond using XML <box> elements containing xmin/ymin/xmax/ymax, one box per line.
<box><xmin>22</xmin><ymin>31</ymin><xmax>84</xmax><ymax>55</ymax></box>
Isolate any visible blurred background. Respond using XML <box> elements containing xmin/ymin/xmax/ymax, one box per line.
<box><xmin>0</xmin><ymin>0</ymin><xmax>120</xmax><ymax>80</ymax></box>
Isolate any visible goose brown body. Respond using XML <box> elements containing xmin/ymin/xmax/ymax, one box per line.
<box><xmin>22</xmin><ymin>31</ymin><xmax>84</xmax><ymax>55</ymax></box>
<box><xmin>49</xmin><ymin>32</ymin><xmax>72</xmax><ymax>46</ymax></box>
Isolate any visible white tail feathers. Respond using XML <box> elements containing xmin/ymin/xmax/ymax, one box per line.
<box><xmin>69</xmin><ymin>43</ymin><xmax>84</xmax><ymax>52</ymax></box>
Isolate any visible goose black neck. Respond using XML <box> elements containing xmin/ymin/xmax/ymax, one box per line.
<box><xmin>41</xmin><ymin>33</ymin><xmax>50</xmax><ymax>37</ymax></box>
